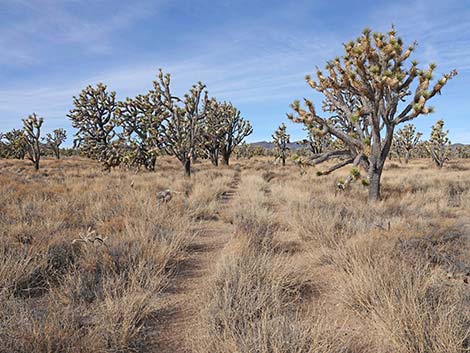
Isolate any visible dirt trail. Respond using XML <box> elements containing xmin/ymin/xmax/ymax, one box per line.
<box><xmin>154</xmin><ymin>168</ymin><xmax>241</xmax><ymax>352</ymax></box>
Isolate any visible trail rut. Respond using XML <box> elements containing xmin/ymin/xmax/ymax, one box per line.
<box><xmin>154</xmin><ymin>168</ymin><xmax>241</xmax><ymax>352</ymax></box>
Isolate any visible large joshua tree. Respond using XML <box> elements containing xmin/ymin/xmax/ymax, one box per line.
<box><xmin>45</xmin><ymin>128</ymin><xmax>67</xmax><ymax>159</ymax></box>
<box><xmin>272</xmin><ymin>123</ymin><xmax>290</xmax><ymax>166</ymax></box>
<box><xmin>427</xmin><ymin>119</ymin><xmax>451</xmax><ymax>168</ymax></box>
<box><xmin>154</xmin><ymin>69</ymin><xmax>207</xmax><ymax>177</ymax></box>
<box><xmin>68</xmin><ymin>84</ymin><xmax>119</xmax><ymax>169</ymax></box>
<box><xmin>116</xmin><ymin>92</ymin><xmax>164</xmax><ymax>171</ymax></box>
<box><xmin>219</xmin><ymin>104</ymin><xmax>252</xmax><ymax>166</ymax></box>
<box><xmin>393</xmin><ymin>124</ymin><xmax>422</xmax><ymax>163</ymax></box>
<box><xmin>289</xmin><ymin>27</ymin><xmax>457</xmax><ymax>201</ymax></box>
<box><xmin>22</xmin><ymin>113</ymin><xmax>43</xmax><ymax>170</ymax></box>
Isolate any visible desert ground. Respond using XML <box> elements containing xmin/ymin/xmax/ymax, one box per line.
<box><xmin>1</xmin><ymin>156</ymin><xmax>469</xmax><ymax>353</ymax></box>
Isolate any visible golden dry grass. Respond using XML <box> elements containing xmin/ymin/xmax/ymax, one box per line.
<box><xmin>0</xmin><ymin>157</ymin><xmax>235</xmax><ymax>352</ymax></box>
<box><xmin>1</xmin><ymin>156</ymin><xmax>470</xmax><ymax>352</ymax></box>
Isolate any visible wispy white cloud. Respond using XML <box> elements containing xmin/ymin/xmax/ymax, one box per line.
<box><xmin>0</xmin><ymin>0</ymin><xmax>164</xmax><ymax>65</ymax></box>
<box><xmin>1</xmin><ymin>0</ymin><xmax>469</xmax><ymax>143</ymax></box>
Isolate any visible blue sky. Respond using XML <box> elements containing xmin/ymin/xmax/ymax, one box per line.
<box><xmin>1</xmin><ymin>0</ymin><xmax>469</xmax><ymax>145</ymax></box>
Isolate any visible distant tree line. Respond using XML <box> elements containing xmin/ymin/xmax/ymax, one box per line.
<box><xmin>1</xmin><ymin>69</ymin><xmax>252</xmax><ymax>175</ymax></box>
<box><xmin>0</xmin><ymin>118</ymin><xmax>69</xmax><ymax>170</ymax></box>
<box><xmin>68</xmin><ymin>69</ymin><xmax>252</xmax><ymax>176</ymax></box>
<box><xmin>270</xmin><ymin>120</ymin><xmax>462</xmax><ymax>173</ymax></box>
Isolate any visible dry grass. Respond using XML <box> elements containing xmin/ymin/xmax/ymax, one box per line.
<box><xmin>0</xmin><ymin>157</ymin><xmax>235</xmax><ymax>353</ymax></box>
<box><xmin>1</xmin><ymin>156</ymin><xmax>470</xmax><ymax>352</ymax></box>
<box><xmin>195</xmin><ymin>158</ymin><xmax>470</xmax><ymax>353</ymax></box>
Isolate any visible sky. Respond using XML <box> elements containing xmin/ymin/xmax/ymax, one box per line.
<box><xmin>0</xmin><ymin>0</ymin><xmax>469</xmax><ymax>145</ymax></box>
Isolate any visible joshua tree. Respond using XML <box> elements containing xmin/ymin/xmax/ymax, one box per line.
<box><xmin>455</xmin><ymin>145</ymin><xmax>470</xmax><ymax>159</ymax></box>
<box><xmin>288</xmin><ymin>27</ymin><xmax>457</xmax><ymax>201</ymax></box>
<box><xmin>393</xmin><ymin>124</ymin><xmax>422</xmax><ymax>163</ymax></box>
<box><xmin>68</xmin><ymin>84</ymin><xmax>119</xmax><ymax>170</ymax></box>
<box><xmin>154</xmin><ymin>69</ymin><xmax>207</xmax><ymax>177</ymax></box>
<box><xmin>219</xmin><ymin>104</ymin><xmax>252</xmax><ymax>165</ymax></box>
<box><xmin>22</xmin><ymin>113</ymin><xmax>43</xmax><ymax>170</ymax></box>
<box><xmin>0</xmin><ymin>129</ymin><xmax>27</xmax><ymax>159</ymax></box>
<box><xmin>234</xmin><ymin>142</ymin><xmax>252</xmax><ymax>160</ymax></box>
<box><xmin>45</xmin><ymin>128</ymin><xmax>67</xmax><ymax>159</ymax></box>
<box><xmin>414</xmin><ymin>141</ymin><xmax>430</xmax><ymax>159</ymax></box>
<box><xmin>199</xmin><ymin>99</ymin><xmax>252</xmax><ymax>166</ymax></box>
<box><xmin>427</xmin><ymin>119</ymin><xmax>451</xmax><ymax>168</ymax></box>
<box><xmin>272</xmin><ymin>123</ymin><xmax>290</xmax><ymax>166</ymax></box>
<box><xmin>199</xmin><ymin>98</ymin><xmax>226</xmax><ymax>166</ymax></box>
<box><xmin>115</xmin><ymin>92</ymin><xmax>164</xmax><ymax>171</ymax></box>
<box><xmin>301</xmin><ymin>127</ymin><xmax>332</xmax><ymax>156</ymax></box>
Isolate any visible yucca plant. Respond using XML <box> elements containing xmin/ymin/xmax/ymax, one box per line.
<box><xmin>22</xmin><ymin>113</ymin><xmax>43</xmax><ymax>170</ymax></box>
<box><xmin>289</xmin><ymin>27</ymin><xmax>457</xmax><ymax>201</ymax></box>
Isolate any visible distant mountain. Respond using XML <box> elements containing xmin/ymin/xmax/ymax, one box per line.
<box><xmin>249</xmin><ymin>141</ymin><xmax>304</xmax><ymax>150</ymax></box>
<box><xmin>451</xmin><ymin>143</ymin><xmax>470</xmax><ymax>151</ymax></box>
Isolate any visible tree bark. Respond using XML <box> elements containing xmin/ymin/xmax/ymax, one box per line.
<box><xmin>147</xmin><ymin>156</ymin><xmax>156</xmax><ymax>171</ymax></box>
<box><xmin>184</xmin><ymin>158</ymin><xmax>191</xmax><ymax>177</ymax></box>
<box><xmin>404</xmin><ymin>151</ymin><xmax>410</xmax><ymax>164</ymax></box>
<box><xmin>368</xmin><ymin>165</ymin><xmax>382</xmax><ymax>201</ymax></box>
<box><xmin>211</xmin><ymin>149</ymin><xmax>218</xmax><ymax>166</ymax></box>
<box><xmin>221</xmin><ymin>152</ymin><xmax>230</xmax><ymax>166</ymax></box>
<box><xmin>281</xmin><ymin>155</ymin><xmax>286</xmax><ymax>166</ymax></box>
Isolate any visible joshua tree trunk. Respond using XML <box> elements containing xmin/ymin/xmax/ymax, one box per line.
<box><xmin>281</xmin><ymin>154</ymin><xmax>286</xmax><ymax>166</ymax></box>
<box><xmin>184</xmin><ymin>157</ymin><xmax>191</xmax><ymax>177</ymax></box>
<box><xmin>368</xmin><ymin>165</ymin><xmax>382</xmax><ymax>201</ymax></box>
<box><xmin>221</xmin><ymin>151</ymin><xmax>230</xmax><ymax>166</ymax></box>
<box><xmin>208</xmin><ymin>148</ymin><xmax>218</xmax><ymax>166</ymax></box>
<box><xmin>404</xmin><ymin>150</ymin><xmax>410</xmax><ymax>164</ymax></box>
<box><xmin>367</xmin><ymin>127</ymin><xmax>394</xmax><ymax>201</ymax></box>
<box><xmin>147</xmin><ymin>156</ymin><xmax>157</xmax><ymax>171</ymax></box>
<box><xmin>54</xmin><ymin>148</ymin><xmax>60</xmax><ymax>160</ymax></box>
<box><xmin>191</xmin><ymin>150</ymin><xmax>198</xmax><ymax>162</ymax></box>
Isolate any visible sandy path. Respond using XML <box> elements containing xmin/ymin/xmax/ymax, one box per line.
<box><xmin>154</xmin><ymin>168</ymin><xmax>241</xmax><ymax>352</ymax></box>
